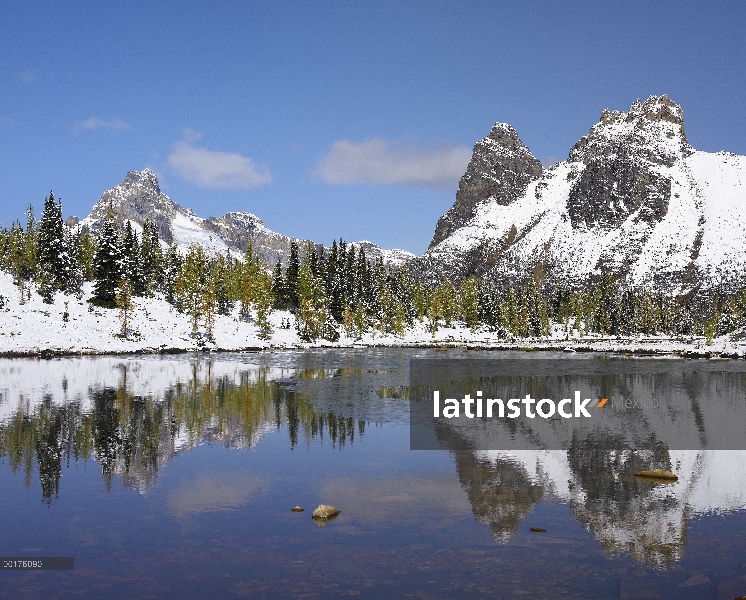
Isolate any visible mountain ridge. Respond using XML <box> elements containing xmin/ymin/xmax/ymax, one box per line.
<box><xmin>415</xmin><ymin>94</ymin><xmax>746</xmax><ymax>294</ymax></box>
<box><xmin>81</xmin><ymin>169</ymin><xmax>414</xmax><ymax>268</ymax></box>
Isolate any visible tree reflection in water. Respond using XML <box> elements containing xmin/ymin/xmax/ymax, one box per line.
<box><xmin>0</xmin><ymin>364</ymin><xmax>365</xmax><ymax>502</ymax></box>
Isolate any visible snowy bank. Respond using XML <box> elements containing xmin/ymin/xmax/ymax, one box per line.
<box><xmin>0</xmin><ymin>272</ymin><xmax>743</xmax><ymax>357</ymax></box>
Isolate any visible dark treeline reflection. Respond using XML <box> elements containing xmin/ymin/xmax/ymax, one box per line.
<box><xmin>0</xmin><ymin>365</ymin><xmax>366</xmax><ymax>502</ymax></box>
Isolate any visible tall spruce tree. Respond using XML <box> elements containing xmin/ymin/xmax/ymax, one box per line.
<box><xmin>75</xmin><ymin>227</ymin><xmax>97</xmax><ymax>281</ymax></box>
<box><xmin>271</xmin><ymin>260</ymin><xmax>286</xmax><ymax>308</ymax></box>
<box><xmin>286</xmin><ymin>240</ymin><xmax>300</xmax><ymax>310</ymax></box>
<box><xmin>92</xmin><ymin>208</ymin><xmax>122</xmax><ymax>307</ymax></box>
<box><xmin>120</xmin><ymin>221</ymin><xmax>144</xmax><ymax>295</ymax></box>
<box><xmin>37</xmin><ymin>191</ymin><xmax>70</xmax><ymax>293</ymax></box>
<box><xmin>174</xmin><ymin>245</ymin><xmax>209</xmax><ymax>333</ymax></box>
<box><xmin>140</xmin><ymin>220</ymin><xmax>161</xmax><ymax>295</ymax></box>
<box><xmin>160</xmin><ymin>243</ymin><xmax>182</xmax><ymax>304</ymax></box>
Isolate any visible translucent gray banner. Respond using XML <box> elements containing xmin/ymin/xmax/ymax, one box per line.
<box><xmin>410</xmin><ymin>357</ymin><xmax>746</xmax><ymax>450</ymax></box>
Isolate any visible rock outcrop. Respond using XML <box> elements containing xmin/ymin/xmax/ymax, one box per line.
<box><xmin>429</xmin><ymin>123</ymin><xmax>543</xmax><ymax>248</ymax></box>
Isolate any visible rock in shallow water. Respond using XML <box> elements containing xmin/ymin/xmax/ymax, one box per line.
<box><xmin>312</xmin><ymin>504</ymin><xmax>340</xmax><ymax>519</ymax></box>
<box><xmin>633</xmin><ymin>469</ymin><xmax>678</xmax><ymax>482</ymax></box>
<box><xmin>291</xmin><ymin>506</ymin><xmax>304</xmax><ymax>512</ymax></box>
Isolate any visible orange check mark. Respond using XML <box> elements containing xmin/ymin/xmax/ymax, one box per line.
<box><xmin>597</xmin><ymin>398</ymin><xmax>608</xmax><ymax>408</ymax></box>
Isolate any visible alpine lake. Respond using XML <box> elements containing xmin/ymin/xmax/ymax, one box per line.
<box><xmin>1</xmin><ymin>348</ymin><xmax>746</xmax><ymax>599</ymax></box>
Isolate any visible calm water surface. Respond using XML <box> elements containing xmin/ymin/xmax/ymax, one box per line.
<box><xmin>1</xmin><ymin>349</ymin><xmax>745</xmax><ymax>599</ymax></box>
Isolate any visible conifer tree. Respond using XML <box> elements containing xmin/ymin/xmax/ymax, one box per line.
<box><xmin>427</xmin><ymin>285</ymin><xmax>442</xmax><ymax>334</ymax></box>
<box><xmin>271</xmin><ymin>260</ymin><xmax>286</xmax><ymax>308</ymax></box>
<box><xmin>7</xmin><ymin>221</ymin><xmax>36</xmax><ymax>304</ymax></box>
<box><xmin>635</xmin><ymin>288</ymin><xmax>657</xmax><ymax>335</ymax></box>
<box><xmin>174</xmin><ymin>245</ymin><xmax>209</xmax><ymax>334</ymax></box>
<box><xmin>286</xmin><ymin>240</ymin><xmax>300</xmax><ymax>310</ymax></box>
<box><xmin>618</xmin><ymin>289</ymin><xmax>636</xmax><ymax>336</ymax></box>
<box><xmin>217</xmin><ymin>252</ymin><xmax>236</xmax><ymax>315</ymax></box>
<box><xmin>296</xmin><ymin>246</ymin><xmax>329</xmax><ymax>341</ymax></box>
<box><xmin>36</xmin><ymin>192</ymin><xmax>82</xmax><ymax>302</ymax></box>
<box><xmin>342</xmin><ymin>302</ymin><xmax>356</xmax><ymax>337</ymax></box>
<box><xmin>460</xmin><ymin>277</ymin><xmax>481</xmax><ymax>330</ymax></box>
<box><xmin>75</xmin><ymin>227</ymin><xmax>97</xmax><ymax>281</ymax></box>
<box><xmin>501</xmin><ymin>286</ymin><xmax>519</xmax><ymax>336</ymax></box>
<box><xmin>253</xmin><ymin>268</ymin><xmax>274</xmax><ymax>339</ymax></box>
<box><xmin>61</xmin><ymin>227</ymin><xmax>83</xmax><ymax>295</ymax></box>
<box><xmin>235</xmin><ymin>241</ymin><xmax>264</xmax><ymax>321</ymax></box>
<box><xmin>120</xmin><ymin>221</ymin><xmax>144</xmax><ymax>295</ymax></box>
<box><xmin>437</xmin><ymin>280</ymin><xmax>458</xmax><ymax>326</ymax></box>
<box><xmin>140</xmin><ymin>220</ymin><xmax>161</xmax><ymax>295</ymax></box>
<box><xmin>592</xmin><ymin>270</ymin><xmax>618</xmax><ymax>335</ymax></box>
<box><xmin>115</xmin><ymin>279</ymin><xmax>135</xmax><ymax>337</ymax></box>
<box><xmin>478</xmin><ymin>281</ymin><xmax>501</xmax><ymax>331</ymax></box>
<box><xmin>37</xmin><ymin>192</ymin><xmax>72</xmax><ymax>293</ymax></box>
<box><xmin>92</xmin><ymin>207</ymin><xmax>122</xmax><ymax>307</ymax></box>
<box><xmin>160</xmin><ymin>243</ymin><xmax>182</xmax><ymax>304</ymax></box>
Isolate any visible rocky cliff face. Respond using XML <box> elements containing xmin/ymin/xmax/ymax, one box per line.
<box><xmin>429</xmin><ymin>123</ymin><xmax>543</xmax><ymax>248</ymax></box>
<box><xmin>416</xmin><ymin>95</ymin><xmax>746</xmax><ymax>293</ymax></box>
<box><xmin>81</xmin><ymin>169</ymin><xmax>413</xmax><ymax>267</ymax></box>
<box><xmin>84</xmin><ymin>169</ymin><xmax>180</xmax><ymax>243</ymax></box>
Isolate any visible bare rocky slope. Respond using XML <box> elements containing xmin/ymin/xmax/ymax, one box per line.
<box><xmin>415</xmin><ymin>95</ymin><xmax>746</xmax><ymax>294</ymax></box>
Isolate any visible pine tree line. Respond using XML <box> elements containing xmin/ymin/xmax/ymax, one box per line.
<box><xmin>1</xmin><ymin>194</ymin><xmax>746</xmax><ymax>343</ymax></box>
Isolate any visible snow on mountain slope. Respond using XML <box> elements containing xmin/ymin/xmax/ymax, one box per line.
<box><xmin>80</xmin><ymin>169</ymin><xmax>412</xmax><ymax>268</ymax></box>
<box><xmin>170</xmin><ymin>210</ymin><xmax>231</xmax><ymax>255</ymax></box>
<box><xmin>470</xmin><ymin>448</ymin><xmax>746</xmax><ymax>566</ymax></box>
<box><xmin>417</xmin><ymin>95</ymin><xmax>746</xmax><ymax>293</ymax></box>
<box><xmin>686</xmin><ymin>150</ymin><xmax>746</xmax><ymax>286</ymax></box>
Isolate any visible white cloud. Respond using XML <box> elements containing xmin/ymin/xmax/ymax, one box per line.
<box><xmin>314</xmin><ymin>138</ymin><xmax>472</xmax><ymax>191</ymax></box>
<box><xmin>167</xmin><ymin>140</ymin><xmax>272</xmax><ymax>190</ymax></box>
<box><xmin>0</xmin><ymin>116</ymin><xmax>14</xmax><ymax>128</ymax></box>
<box><xmin>74</xmin><ymin>117</ymin><xmax>132</xmax><ymax>134</ymax></box>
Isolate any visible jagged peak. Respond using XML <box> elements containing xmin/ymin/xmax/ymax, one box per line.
<box><xmin>570</xmin><ymin>94</ymin><xmax>689</xmax><ymax>166</ymax></box>
<box><xmin>598</xmin><ymin>95</ymin><xmax>684</xmax><ymax>126</ymax></box>
<box><xmin>121</xmin><ymin>168</ymin><xmax>161</xmax><ymax>192</ymax></box>
<box><xmin>481</xmin><ymin>122</ymin><xmax>537</xmax><ymax>157</ymax></box>
<box><xmin>487</xmin><ymin>122</ymin><xmax>517</xmax><ymax>140</ymax></box>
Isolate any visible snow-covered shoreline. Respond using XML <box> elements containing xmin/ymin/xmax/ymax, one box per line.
<box><xmin>0</xmin><ymin>272</ymin><xmax>743</xmax><ymax>358</ymax></box>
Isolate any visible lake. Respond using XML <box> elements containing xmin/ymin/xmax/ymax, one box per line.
<box><xmin>1</xmin><ymin>349</ymin><xmax>745</xmax><ymax>599</ymax></box>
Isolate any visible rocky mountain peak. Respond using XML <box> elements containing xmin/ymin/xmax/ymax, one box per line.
<box><xmin>569</xmin><ymin>95</ymin><xmax>689</xmax><ymax>168</ymax></box>
<box><xmin>121</xmin><ymin>168</ymin><xmax>161</xmax><ymax>191</ymax></box>
<box><xmin>429</xmin><ymin>122</ymin><xmax>542</xmax><ymax>248</ymax></box>
<box><xmin>82</xmin><ymin>169</ymin><xmax>179</xmax><ymax>242</ymax></box>
<box><xmin>563</xmin><ymin>96</ymin><xmax>692</xmax><ymax>231</ymax></box>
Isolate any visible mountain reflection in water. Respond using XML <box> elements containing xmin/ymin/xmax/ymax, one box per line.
<box><xmin>0</xmin><ymin>351</ymin><xmax>745</xmax><ymax>573</ymax></box>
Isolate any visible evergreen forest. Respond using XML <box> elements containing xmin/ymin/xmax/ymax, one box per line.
<box><xmin>1</xmin><ymin>193</ymin><xmax>744</xmax><ymax>344</ymax></box>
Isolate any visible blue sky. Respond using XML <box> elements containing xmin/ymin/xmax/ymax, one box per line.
<box><xmin>1</xmin><ymin>1</ymin><xmax>745</xmax><ymax>254</ymax></box>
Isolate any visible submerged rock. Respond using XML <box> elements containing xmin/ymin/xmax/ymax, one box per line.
<box><xmin>634</xmin><ymin>469</ymin><xmax>678</xmax><ymax>482</ymax></box>
<box><xmin>530</xmin><ymin>527</ymin><xmax>547</xmax><ymax>533</ymax></box>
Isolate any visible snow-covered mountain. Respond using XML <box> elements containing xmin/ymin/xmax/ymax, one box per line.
<box><xmin>80</xmin><ymin>169</ymin><xmax>415</xmax><ymax>267</ymax></box>
<box><xmin>416</xmin><ymin>95</ymin><xmax>746</xmax><ymax>293</ymax></box>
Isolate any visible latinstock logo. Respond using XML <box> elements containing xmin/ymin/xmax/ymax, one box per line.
<box><xmin>432</xmin><ymin>391</ymin><xmax>604</xmax><ymax>419</ymax></box>
<box><xmin>409</xmin><ymin>357</ymin><xmax>746</xmax><ymax>451</ymax></box>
